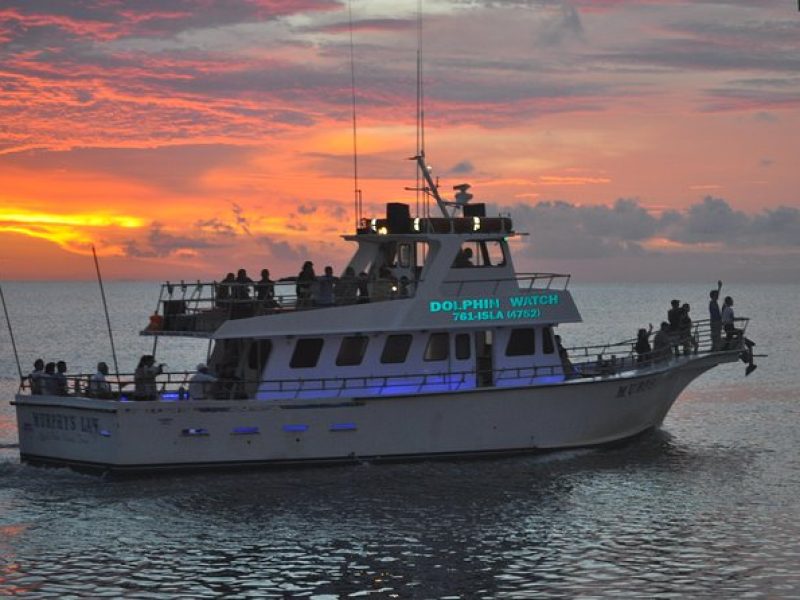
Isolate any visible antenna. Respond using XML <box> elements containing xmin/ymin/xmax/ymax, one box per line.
<box><xmin>415</xmin><ymin>0</ymin><xmax>425</xmax><ymax>217</ymax></box>
<box><xmin>0</xmin><ymin>283</ymin><xmax>24</xmax><ymax>383</ymax></box>
<box><xmin>92</xmin><ymin>245</ymin><xmax>119</xmax><ymax>377</ymax></box>
<box><xmin>348</xmin><ymin>0</ymin><xmax>362</xmax><ymax>229</ymax></box>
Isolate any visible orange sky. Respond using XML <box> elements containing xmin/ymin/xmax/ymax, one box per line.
<box><xmin>0</xmin><ymin>0</ymin><xmax>798</xmax><ymax>282</ymax></box>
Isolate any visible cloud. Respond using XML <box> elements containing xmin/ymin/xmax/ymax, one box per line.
<box><xmin>257</xmin><ymin>237</ymin><xmax>309</xmax><ymax>264</ymax></box>
<box><xmin>508</xmin><ymin>196</ymin><xmax>800</xmax><ymax>260</ymax></box>
<box><xmin>0</xmin><ymin>145</ymin><xmax>256</xmax><ymax>192</ymax></box>
<box><xmin>449</xmin><ymin>160</ymin><xmax>475</xmax><ymax>174</ymax></box>
<box><xmin>122</xmin><ymin>220</ymin><xmax>236</xmax><ymax>258</ymax></box>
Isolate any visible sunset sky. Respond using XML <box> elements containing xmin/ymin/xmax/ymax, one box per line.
<box><xmin>0</xmin><ymin>0</ymin><xmax>797</xmax><ymax>282</ymax></box>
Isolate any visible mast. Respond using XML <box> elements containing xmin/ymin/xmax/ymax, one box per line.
<box><xmin>92</xmin><ymin>245</ymin><xmax>120</xmax><ymax>376</ymax></box>
<box><xmin>348</xmin><ymin>0</ymin><xmax>362</xmax><ymax>228</ymax></box>
<box><xmin>0</xmin><ymin>284</ymin><xmax>23</xmax><ymax>382</ymax></box>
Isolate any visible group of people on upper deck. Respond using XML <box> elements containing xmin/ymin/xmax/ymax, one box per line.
<box><xmin>216</xmin><ymin>262</ymin><xmax>409</xmax><ymax>313</ymax></box>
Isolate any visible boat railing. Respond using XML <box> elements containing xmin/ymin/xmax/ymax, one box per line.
<box><xmin>564</xmin><ymin>317</ymin><xmax>750</xmax><ymax>369</ymax></box>
<box><xmin>144</xmin><ymin>277</ymin><xmax>421</xmax><ymax>335</ymax></box>
<box><xmin>18</xmin><ymin>318</ymin><xmax>749</xmax><ymax>401</ymax></box>
<box><xmin>442</xmin><ymin>272</ymin><xmax>571</xmax><ymax>297</ymax></box>
<box><xmin>144</xmin><ymin>273</ymin><xmax>572</xmax><ymax>335</ymax></box>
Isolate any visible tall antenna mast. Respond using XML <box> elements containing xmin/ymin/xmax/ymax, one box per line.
<box><xmin>415</xmin><ymin>0</ymin><xmax>424</xmax><ymax>217</ymax></box>
<box><xmin>0</xmin><ymin>284</ymin><xmax>23</xmax><ymax>383</ymax></box>
<box><xmin>348</xmin><ymin>0</ymin><xmax>362</xmax><ymax>229</ymax></box>
<box><xmin>92</xmin><ymin>245</ymin><xmax>119</xmax><ymax>377</ymax></box>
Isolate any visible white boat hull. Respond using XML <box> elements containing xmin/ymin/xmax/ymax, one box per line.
<box><xmin>13</xmin><ymin>354</ymin><xmax>732</xmax><ymax>473</ymax></box>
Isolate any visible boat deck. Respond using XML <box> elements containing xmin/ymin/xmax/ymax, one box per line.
<box><xmin>17</xmin><ymin>318</ymin><xmax>749</xmax><ymax>402</ymax></box>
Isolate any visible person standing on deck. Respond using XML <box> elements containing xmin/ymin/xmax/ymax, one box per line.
<box><xmin>296</xmin><ymin>261</ymin><xmax>316</xmax><ymax>308</ymax></box>
<box><xmin>89</xmin><ymin>362</ymin><xmax>112</xmax><ymax>398</ymax></box>
<box><xmin>55</xmin><ymin>360</ymin><xmax>69</xmax><ymax>396</ymax></box>
<box><xmin>189</xmin><ymin>364</ymin><xmax>217</xmax><ymax>400</ymax></box>
<box><xmin>315</xmin><ymin>266</ymin><xmax>337</xmax><ymax>307</ymax></box>
<box><xmin>721</xmin><ymin>296</ymin><xmax>757</xmax><ymax>376</ymax></box>
<box><xmin>134</xmin><ymin>355</ymin><xmax>163</xmax><ymax>400</ymax></box>
<box><xmin>28</xmin><ymin>358</ymin><xmax>44</xmax><ymax>395</ymax></box>
<box><xmin>652</xmin><ymin>322</ymin><xmax>672</xmax><ymax>363</ymax></box>
<box><xmin>709</xmin><ymin>280</ymin><xmax>723</xmax><ymax>351</ymax></box>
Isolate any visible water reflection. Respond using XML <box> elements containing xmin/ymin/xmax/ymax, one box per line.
<box><xmin>3</xmin><ymin>428</ymin><xmax>789</xmax><ymax>598</ymax></box>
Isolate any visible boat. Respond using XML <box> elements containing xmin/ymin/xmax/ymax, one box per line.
<box><xmin>11</xmin><ymin>154</ymin><xmax>755</xmax><ymax>473</ymax></box>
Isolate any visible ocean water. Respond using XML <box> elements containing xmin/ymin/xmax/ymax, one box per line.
<box><xmin>0</xmin><ymin>281</ymin><xmax>798</xmax><ymax>598</ymax></box>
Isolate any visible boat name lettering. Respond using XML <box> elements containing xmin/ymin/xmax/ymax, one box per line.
<box><xmin>508</xmin><ymin>294</ymin><xmax>560</xmax><ymax>307</ymax></box>
<box><xmin>31</xmin><ymin>412</ymin><xmax>100</xmax><ymax>434</ymax></box>
<box><xmin>616</xmin><ymin>378</ymin><xmax>657</xmax><ymax>398</ymax></box>
<box><xmin>429</xmin><ymin>294</ymin><xmax>558</xmax><ymax>321</ymax></box>
<box><xmin>429</xmin><ymin>298</ymin><xmax>501</xmax><ymax>312</ymax></box>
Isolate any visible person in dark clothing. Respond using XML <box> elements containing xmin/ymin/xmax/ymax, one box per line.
<box><xmin>679</xmin><ymin>303</ymin><xmax>697</xmax><ymax>355</ymax></box>
<box><xmin>55</xmin><ymin>360</ymin><xmax>69</xmax><ymax>396</ymax></box>
<box><xmin>296</xmin><ymin>261</ymin><xmax>316</xmax><ymax>308</ymax></box>
<box><xmin>667</xmin><ymin>299</ymin><xmax>682</xmax><ymax>356</ymax></box>
<box><xmin>635</xmin><ymin>324</ymin><xmax>653</xmax><ymax>364</ymax></box>
<box><xmin>356</xmin><ymin>271</ymin><xmax>370</xmax><ymax>304</ymax></box>
<box><xmin>28</xmin><ymin>358</ymin><xmax>45</xmax><ymax>395</ymax></box>
<box><xmin>652</xmin><ymin>322</ymin><xmax>672</xmax><ymax>363</ymax></box>
<box><xmin>216</xmin><ymin>272</ymin><xmax>235</xmax><ymax>308</ymax></box>
<box><xmin>721</xmin><ymin>296</ymin><xmax>757</xmax><ymax>375</ymax></box>
<box><xmin>255</xmin><ymin>268</ymin><xmax>276</xmax><ymax>309</ymax></box>
<box><xmin>709</xmin><ymin>280</ymin><xmax>723</xmax><ymax>351</ymax></box>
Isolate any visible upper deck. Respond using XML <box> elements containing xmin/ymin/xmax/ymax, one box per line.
<box><xmin>142</xmin><ymin>196</ymin><xmax>582</xmax><ymax>339</ymax></box>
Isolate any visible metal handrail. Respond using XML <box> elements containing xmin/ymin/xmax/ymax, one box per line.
<box><xmin>144</xmin><ymin>273</ymin><xmax>575</xmax><ymax>334</ymax></box>
<box><xmin>18</xmin><ymin>317</ymin><xmax>749</xmax><ymax>401</ymax></box>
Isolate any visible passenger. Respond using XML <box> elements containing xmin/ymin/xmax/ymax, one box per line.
<box><xmin>652</xmin><ymin>322</ymin><xmax>672</xmax><ymax>363</ymax></box>
<box><xmin>679</xmin><ymin>303</ymin><xmax>698</xmax><ymax>355</ymax></box>
<box><xmin>453</xmin><ymin>247</ymin><xmax>474</xmax><ymax>268</ymax></box>
<box><xmin>635</xmin><ymin>325</ymin><xmax>653</xmax><ymax>364</ymax></box>
<box><xmin>234</xmin><ymin>268</ymin><xmax>253</xmax><ymax>300</ymax></box>
<box><xmin>55</xmin><ymin>360</ymin><xmax>69</xmax><ymax>396</ymax></box>
<box><xmin>146</xmin><ymin>311</ymin><xmax>164</xmax><ymax>332</ymax></box>
<box><xmin>356</xmin><ymin>271</ymin><xmax>370</xmax><ymax>303</ymax></box>
<box><xmin>41</xmin><ymin>362</ymin><xmax>58</xmax><ymax>395</ymax></box>
<box><xmin>255</xmin><ymin>269</ymin><xmax>276</xmax><ymax>308</ymax></box>
<box><xmin>335</xmin><ymin>267</ymin><xmax>358</xmax><ymax>305</ymax></box>
<box><xmin>555</xmin><ymin>335</ymin><xmax>576</xmax><ymax>378</ymax></box>
<box><xmin>215</xmin><ymin>364</ymin><xmax>245</xmax><ymax>400</ymax></box>
<box><xmin>89</xmin><ymin>362</ymin><xmax>113</xmax><ymax>398</ymax></box>
<box><xmin>28</xmin><ymin>358</ymin><xmax>45</xmax><ymax>395</ymax></box>
<box><xmin>667</xmin><ymin>299</ymin><xmax>682</xmax><ymax>357</ymax></box>
<box><xmin>721</xmin><ymin>296</ymin><xmax>757</xmax><ymax>375</ymax></box>
<box><xmin>709</xmin><ymin>280</ymin><xmax>723</xmax><ymax>351</ymax></box>
<box><xmin>189</xmin><ymin>363</ymin><xmax>217</xmax><ymax>400</ymax></box>
<box><xmin>229</xmin><ymin>268</ymin><xmax>254</xmax><ymax>318</ymax></box>
<box><xmin>372</xmin><ymin>266</ymin><xmax>396</xmax><ymax>301</ymax></box>
<box><xmin>398</xmin><ymin>275</ymin><xmax>411</xmax><ymax>298</ymax></box>
<box><xmin>296</xmin><ymin>261</ymin><xmax>316</xmax><ymax>308</ymax></box>
<box><xmin>315</xmin><ymin>266</ymin><xmax>337</xmax><ymax>307</ymax></box>
<box><xmin>134</xmin><ymin>354</ymin><xmax>163</xmax><ymax>401</ymax></box>
<box><xmin>216</xmin><ymin>272</ymin><xmax>235</xmax><ymax>308</ymax></box>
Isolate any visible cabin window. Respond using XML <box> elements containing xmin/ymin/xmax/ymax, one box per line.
<box><xmin>381</xmin><ymin>335</ymin><xmax>412</xmax><ymax>364</ymax></box>
<box><xmin>248</xmin><ymin>340</ymin><xmax>272</xmax><ymax>370</ymax></box>
<box><xmin>479</xmin><ymin>240</ymin><xmax>506</xmax><ymax>267</ymax></box>
<box><xmin>290</xmin><ymin>338</ymin><xmax>324</xmax><ymax>368</ymax></box>
<box><xmin>336</xmin><ymin>336</ymin><xmax>369</xmax><ymax>366</ymax></box>
<box><xmin>424</xmin><ymin>333</ymin><xmax>449</xmax><ymax>361</ymax></box>
<box><xmin>542</xmin><ymin>327</ymin><xmax>555</xmax><ymax>355</ymax></box>
<box><xmin>455</xmin><ymin>333</ymin><xmax>471</xmax><ymax>360</ymax></box>
<box><xmin>398</xmin><ymin>243</ymin><xmax>413</xmax><ymax>268</ymax></box>
<box><xmin>453</xmin><ymin>244</ymin><xmax>477</xmax><ymax>268</ymax></box>
<box><xmin>506</xmin><ymin>328</ymin><xmax>536</xmax><ymax>356</ymax></box>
